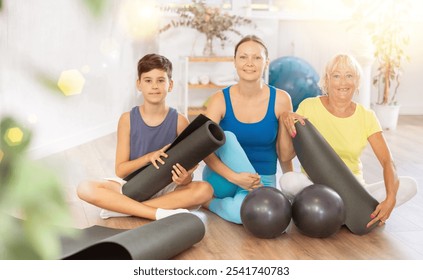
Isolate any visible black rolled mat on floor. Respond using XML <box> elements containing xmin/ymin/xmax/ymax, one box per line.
<box><xmin>122</xmin><ymin>114</ymin><xmax>226</xmax><ymax>202</ymax></box>
<box><xmin>61</xmin><ymin>213</ymin><xmax>205</xmax><ymax>260</ymax></box>
<box><xmin>293</xmin><ymin>119</ymin><xmax>379</xmax><ymax>235</ymax></box>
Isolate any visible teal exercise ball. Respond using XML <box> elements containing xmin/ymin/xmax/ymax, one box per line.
<box><xmin>269</xmin><ymin>56</ymin><xmax>321</xmax><ymax>111</ymax></box>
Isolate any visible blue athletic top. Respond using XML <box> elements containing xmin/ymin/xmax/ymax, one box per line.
<box><xmin>129</xmin><ymin>106</ymin><xmax>178</xmax><ymax>160</ymax></box>
<box><xmin>219</xmin><ymin>85</ymin><xmax>278</xmax><ymax>175</ymax></box>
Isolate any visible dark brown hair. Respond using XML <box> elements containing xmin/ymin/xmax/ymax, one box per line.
<box><xmin>234</xmin><ymin>35</ymin><xmax>268</xmax><ymax>58</ymax></box>
<box><xmin>137</xmin><ymin>53</ymin><xmax>173</xmax><ymax>79</ymax></box>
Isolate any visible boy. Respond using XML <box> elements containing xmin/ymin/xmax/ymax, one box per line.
<box><xmin>77</xmin><ymin>54</ymin><xmax>213</xmax><ymax>220</ymax></box>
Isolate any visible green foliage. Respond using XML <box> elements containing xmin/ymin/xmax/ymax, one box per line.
<box><xmin>371</xmin><ymin>12</ymin><xmax>410</xmax><ymax>105</ymax></box>
<box><xmin>82</xmin><ymin>0</ymin><xmax>108</xmax><ymax>18</ymax></box>
<box><xmin>0</xmin><ymin>117</ymin><xmax>75</xmax><ymax>259</ymax></box>
<box><xmin>351</xmin><ymin>0</ymin><xmax>411</xmax><ymax>105</ymax></box>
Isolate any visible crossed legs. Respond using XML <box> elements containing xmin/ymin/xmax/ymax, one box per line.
<box><xmin>279</xmin><ymin>171</ymin><xmax>418</xmax><ymax>207</ymax></box>
<box><xmin>77</xmin><ymin>179</ymin><xmax>213</xmax><ymax>220</ymax></box>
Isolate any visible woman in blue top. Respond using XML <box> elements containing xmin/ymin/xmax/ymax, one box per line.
<box><xmin>203</xmin><ymin>35</ymin><xmax>293</xmax><ymax>224</ymax></box>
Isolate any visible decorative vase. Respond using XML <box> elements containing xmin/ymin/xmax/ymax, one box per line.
<box><xmin>372</xmin><ymin>103</ymin><xmax>400</xmax><ymax>130</ymax></box>
<box><xmin>203</xmin><ymin>34</ymin><xmax>215</xmax><ymax>57</ymax></box>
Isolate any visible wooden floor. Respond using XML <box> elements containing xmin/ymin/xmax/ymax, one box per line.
<box><xmin>39</xmin><ymin>115</ymin><xmax>423</xmax><ymax>260</ymax></box>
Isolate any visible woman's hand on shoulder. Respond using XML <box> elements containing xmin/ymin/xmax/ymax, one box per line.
<box><xmin>282</xmin><ymin>111</ymin><xmax>306</xmax><ymax>138</ymax></box>
<box><xmin>273</xmin><ymin>89</ymin><xmax>307</xmax><ymax>137</ymax></box>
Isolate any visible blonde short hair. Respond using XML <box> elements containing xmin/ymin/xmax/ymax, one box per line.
<box><xmin>318</xmin><ymin>54</ymin><xmax>362</xmax><ymax>95</ymax></box>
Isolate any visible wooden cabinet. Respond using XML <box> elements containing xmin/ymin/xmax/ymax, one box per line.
<box><xmin>180</xmin><ymin>56</ymin><xmax>234</xmax><ymax>119</ymax></box>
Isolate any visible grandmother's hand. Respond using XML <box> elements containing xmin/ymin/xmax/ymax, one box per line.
<box><xmin>366</xmin><ymin>196</ymin><xmax>396</xmax><ymax>228</ymax></box>
<box><xmin>282</xmin><ymin>111</ymin><xmax>306</xmax><ymax>138</ymax></box>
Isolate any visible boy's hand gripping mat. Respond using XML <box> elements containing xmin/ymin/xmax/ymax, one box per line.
<box><xmin>122</xmin><ymin>114</ymin><xmax>225</xmax><ymax>202</ymax></box>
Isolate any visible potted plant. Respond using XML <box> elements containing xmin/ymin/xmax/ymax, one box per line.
<box><xmin>159</xmin><ymin>0</ymin><xmax>255</xmax><ymax>56</ymax></box>
<box><xmin>369</xmin><ymin>1</ymin><xmax>411</xmax><ymax>130</ymax></box>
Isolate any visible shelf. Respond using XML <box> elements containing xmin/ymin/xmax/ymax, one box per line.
<box><xmin>188</xmin><ymin>83</ymin><xmax>227</xmax><ymax>89</ymax></box>
<box><xmin>181</xmin><ymin>56</ymin><xmax>233</xmax><ymax>118</ymax></box>
<box><xmin>188</xmin><ymin>106</ymin><xmax>207</xmax><ymax>117</ymax></box>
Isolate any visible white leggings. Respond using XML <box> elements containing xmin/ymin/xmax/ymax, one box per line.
<box><xmin>279</xmin><ymin>171</ymin><xmax>418</xmax><ymax>207</ymax></box>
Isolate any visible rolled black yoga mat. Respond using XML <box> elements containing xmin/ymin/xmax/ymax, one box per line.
<box><xmin>292</xmin><ymin>119</ymin><xmax>379</xmax><ymax>235</ymax></box>
<box><xmin>122</xmin><ymin>114</ymin><xmax>225</xmax><ymax>202</ymax></box>
<box><xmin>61</xmin><ymin>213</ymin><xmax>205</xmax><ymax>260</ymax></box>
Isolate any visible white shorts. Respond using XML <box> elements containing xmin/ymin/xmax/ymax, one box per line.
<box><xmin>104</xmin><ymin>177</ymin><xmax>178</xmax><ymax>199</ymax></box>
<box><xmin>279</xmin><ymin>172</ymin><xmax>417</xmax><ymax>207</ymax></box>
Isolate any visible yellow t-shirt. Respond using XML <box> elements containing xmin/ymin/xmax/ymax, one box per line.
<box><xmin>296</xmin><ymin>97</ymin><xmax>382</xmax><ymax>183</ymax></box>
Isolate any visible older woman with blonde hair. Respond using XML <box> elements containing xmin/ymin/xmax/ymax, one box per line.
<box><xmin>280</xmin><ymin>53</ymin><xmax>417</xmax><ymax>228</ymax></box>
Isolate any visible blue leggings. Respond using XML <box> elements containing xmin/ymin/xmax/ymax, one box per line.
<box><xmin>202</xmin><ymin>131</ymin><xmax>276</xmax><ymax>224</ymax></box>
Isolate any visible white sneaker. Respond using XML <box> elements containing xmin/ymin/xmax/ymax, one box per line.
<box><xmin>99</xmin><ymin>209</ymin><xmax>130</xmax><ymax>219</ymax></box>
<box><xmin>155</xmin><ymin>208</ymin><xmax>189</xmax><ymax>220</ymax></box>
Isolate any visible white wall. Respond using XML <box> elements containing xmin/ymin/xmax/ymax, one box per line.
<box><xmin>1</xmin><ymin>0</ymin><xmax>153</xmax><ymax>159</ymax></box>
<box><xmin>393</xmin><ymin>21</ymin><xmax>423</xmax><ymax>114</ymax></box>
<box><xmin>1</xmin><ymin>0</ymin><xmax>422</xmax><ymax>160</ymax></box>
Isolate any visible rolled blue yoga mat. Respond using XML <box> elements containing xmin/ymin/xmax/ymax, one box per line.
<box><xmin>61</xmin><ymin>213</ymin><xmax>205</xmax><ymax>260</ymax></box>
<box><xmin>292</xmin><ymin>119</ymin><xmax>379</xmax><ymax>235</ymax></box>
<box><xmin>122</xmin><ymin>114</ymin><xmax>225</xmax><ymax>202</ymax></box>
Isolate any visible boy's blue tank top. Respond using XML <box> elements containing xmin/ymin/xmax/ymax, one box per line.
<box><xmin>219</xmin><ymin>85</ymin><xmax>278</xmax><ymax>175</ymax></box>
<box><xmin>129</xmin><ymin>106</ymin><xmax>178</xmax><ymax>160</ymax></box>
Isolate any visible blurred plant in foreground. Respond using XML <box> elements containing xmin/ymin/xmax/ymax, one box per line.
<box><xmin>0</xmin><ymin>116</ymin><xmax>74</xmax><ymax>259</ymax></box>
